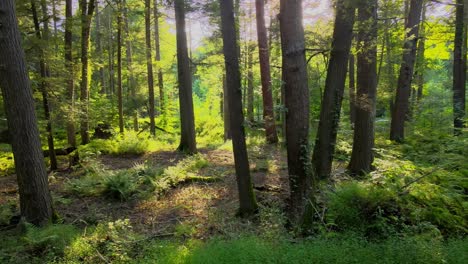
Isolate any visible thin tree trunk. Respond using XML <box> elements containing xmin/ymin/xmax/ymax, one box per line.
<box><xmin>32</xmin><ymin>0</ymin><xmax>58</xmax><ymax>171</ymax></box>
<box><xmin>0</xmin><ymin>0</ymin><xmax>53</xmax><ymax>226</ymax></box>
<box><xmin>175</xmin><ymin>0</ymin><xmax>197</xmax><ymax>154</ymax></box>
<box><xmin>220</xmin><ymin>0</ymin><xmax>258</xmax><ymax>217</ymax></box>
<box><xmin>79</xmin><ymin>0</ymin><xmax>96</xmax><ymax>145</ymax></box>
<box><xmin>416</xmin><ymin>5</ymin><xmax>426</xmax><ymax>102</ymax></box>
<box><xmin>247</xmin><ymin>47</ymin><xmax>255</xmax><ymax>123</ymax></box>
<box><xmin>145</xmin><ymin>0</ymin><xmax>156</xmax><ymax>136</ymax></box>
<box><xmin>95</xmin><ymin>1</ymin><xmax>106</xmax><ymax>94</ymax></box>
<box><xmin>390</xmin><ymin>0</ymin><xmax>423</xmax><ymax>142</ymax></box>
<box><xmin>223</xmin><ymin>74</ymin><xmax>232</xmax><ymax>141</ymax></box>
<box><xmin>154</xmin><ymin>0</ymin><xmax>165</xmax><ymax>115</ymax></box>
<box><xmin>348</xmin><ymin>0</ymin><xmax>378</xmax><ymax>175</ymax></box>
<box><xmin>117</xmin><ymin>0</ymin><xmax>124</xmax><ymax>134</ymax></box>
<box><xmin>255</xmin><ymin>0</ymin><xmax>278</xmax><ymax>143</ymax></box>
<box><xmin>279</xmin><ymin>0</ymin><xmax>312</xmax><ymax>228</ymax></box>
<box><xmin>312</xmin><ymin>0</ymin><xmax>356</xmax><ymax>180</ymax></box>
<box><xmin>65</xmin><ymin>0</ymin><xmax>76</xmax><ymax>148</ymax></box>
<box><xmin>453</xmin><ymin>0</ymin><xmax>466</xmax><ymax>135</ymax></box>
<box><xmin>349</xmin><ymin>53</ymin><xmax>356</xmax><ymax>125</ymax></box>
<box><xmin>123</xmin><ymin>0</ymin><xmax>138</xmax><ymax>131</ymax></box>
<box><xmin>108</xmin><ymin>7</ymin><xmax>115</xmax><ymax>96</ymax></box>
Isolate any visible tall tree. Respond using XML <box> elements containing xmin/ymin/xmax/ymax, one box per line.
<box><xmin>145</xmin><ymin>0</ymin><xmax>156</xmax><ymax>136</ymax></box>
<box><xmin>247</xmin><ymin>45</ymin><xmax>255</xmax><ymax>123</ymax></box>
<box><xmin>220</xmin><ymin>0</ymin><xmax>258</xmax><ymax>217</ymax></box>
<box><xmin>223</xmin><ymin>75</ymin><xmax>232</xmax><ymax>141</ymax></box>
<box><xmin>154</xmin><ymin>0</ymin><xmax>165</xmax><ymax>115</ymax></box>
<box><xmin>255</xmin><ymin>0</ymin><xmax>278</xmax><ymax>143</ymax></box>
<box><xmin>32</xmin><ymin>0</ymin><xmax>58</xmax><ymax>170</ymax></box>
<box><xmin>453</xmin><ymin>0</ymin><xmax>466</xmax><ymax>135</ymax></box>
<box><xmin>348</xmin><ymin>0</ymin><xmax>378</xmax><ymax>175</ymax></box>
<box><xmin>415</xmin><ymin>3</ymin><xmax>427</xmax><ymax>102</ymax></box>
<box><xmin>65</xmin><ymin>0</ymin><xmax>76</xmax><ymax>148</ymax></box>
<box><xmin>117</xmin><ymin>0</ymin><xmax>124</xmax><ymax>134</ymax></box>
<box><xmin>390</xmin><ymin>0</ymin><xmax>423</xmax><ymax>142</ymax></box>
<box><xmin>175</xmin><ymin>0</ymin><xmax>197</xmax><ymax>154</ymax></box>
<box><xmin>279</xmin><ymin>0</ymin><xmax>311</xmax><ymax>226</ymax></box>
<box><xmin>123</xmin><ymin>0</ymin><xmax>138</xmax><ymax>131</ymax></box>
<box><xmin>312</xmin><ymin>0</ymin><xmax>356</xmax><ymax>180</ymax></box>
<box><xmin>79</xmin><ymin>0</ymin><xmax>96</xmax><ymax>145</ymax></box>
<box><xmin>349</xmin><ymin>52</ymin><xmax>356</xmax><ymax>125</ymax></box>
<box><xmin>0</xmin><ymin>0</ymin><xmax>53</xmax><ymax>225</ymax></box>
<box><xmin>95</xmin><ymin>1</ymin><xmax>106</xmax><ymax>94</ymax></box>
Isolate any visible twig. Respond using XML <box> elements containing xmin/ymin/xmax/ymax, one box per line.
<box><xmin>95</xmin><ymin>249</ymin><xmax>110</xmax><ymax>264</ymax></box>
<box><xmin>398</xmin><ymin>168</ymin><xmax>439</xmax><ymax>196</ymax></box>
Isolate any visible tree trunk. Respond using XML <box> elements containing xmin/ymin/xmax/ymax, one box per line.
<box><xmin>349</xmin><ymin>53</ymin><xmax>356</xmax><ymax>125</ymax></box>
<box><xmin>32</xmin><ymin>0</ymin><xmax>58</xmax><ymax>171</ymax></box>
<box><xmin>312</xmin><ymin>0</ymin><xmax>356</xmax><ymax>180</ymax></box>
<box><xmin>390</xmin><ymin>0</ymin><xmax>423</xmax><ymax>142</ymax></box>
<box><xmin>65</xmin><ymin>0</ymin><xmax>76</xmax><ymax>148</ymax></box>
<box><xmin>175</xmin><ymin>0</ymin><xmax>197</xmax><ymax>154</ymax></box>
<box><xmin>123</xmin><ymin>0</ymin><xmax>138</xmax><ymax>131</ymax></box>
<box><xmin>0</xmin><ymin>0</ymin><xmax>53</xmax><ymax>226</ymax></box>
<box><xmin>416</xmin><ymin>5</ymin><xmax>426</xmax><ymax>102</ymax></box>
<box><xmin>453</xmin><ymin>0</ymin><xmax>466</xmax><ymax>135</ymax></box>
<box><xmin>279</xmin><ymin>0</ymin><xmax>312</xmax><ymax>227</ymax></box>
<box><xmin>154</xmin><ymin>0</ymin><xmax>165</xmax><ymax>115</ymax></box>
<box><xmin>255</xmin><ymin>0</ymin><xmax>278</xmax><ymax>143</ymax></box>
<box><xmin>247</xmin><ymin>46</ymin><xmax>255</xmax><ymax>123</ymax></box>
<box><xmin>223</xmin><ymin>75</ymin><xmax>232</xmax><ymax>141</ymax></box>
<box><xmin>95</xmin><ymin>1</ymin><xmax>106</xmax><ymax>95</ymax></box>
<box><xmin>79</xmin><ymin>0</ymin><xmax>96</xmax><ymax>145</ymax></box>
<box><xmin>145</xmin><ymin>0</ymin><xmax>156</xmax><ymax>136</ymax></box>
<box><xmin>220</xmin><ymin>0</ymin><xmax>258</xmax><ymax>217</ymax></box>
<box><xmin>117</xmin><ymin>1</ymin><xmax>124</xmax><ymax>134</ymax></box>
<box><xmin>108</xmin><ymin>7</ymin><xmax>115</xmax><ymax>96</ymax></box>
<box><xmin>348</xmin><ymin>0</ymin><xmax>378</xmax><ymax>175</ymax></box>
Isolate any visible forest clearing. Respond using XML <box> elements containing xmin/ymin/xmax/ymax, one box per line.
<box><xmin>0</xmin><ymin>0</ymin><xmax>467</xmax><ymax>263</ymax></box>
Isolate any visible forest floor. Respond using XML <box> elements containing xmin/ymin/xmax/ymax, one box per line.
<box><xmin>0</xmin><ymin>130</ymin><xmax>467</xmax><ymax>263</ymax></box>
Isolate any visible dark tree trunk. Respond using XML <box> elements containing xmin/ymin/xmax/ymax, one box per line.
<box><xmin>223</xmin><ymin>75</ymin><xmax>232</xmax><ymax>141</ymax></box>
<box><xmin>123</xmin><ymin>0</ymin><xmax>138</xmax><ymax>131</ymax></box>
<box><xmin>175</xmin><ymin>0</ymin><xmax>197</xmax><ymax>154</ymax></box>
<box><xmin>247</xmin><ymin>46</ymin><xmax>255</xmax><ymax>123</ymax></box>
<box><xmin>453</xmin><ymin>0</ymin><xmax>466</xmax><ymax>135</ymax></box>
<box><xmin>220</xmin><ymin>0</ymin><xmax>258</xmax><ymax>217</ymax></box>
<box><xmin>145</xmin><ymin>0</ymin><xmax>156</xmax><ymax>136</ymax></box>
<box><xmin>154</xmin><ymin>0</ymin><xmax>165</xmax><ymax>115</ymax></box>
<box><xmin>349</xmin><ymin>53</ymin><xmax>356</xmax><ymax>125</ymax></box>
<box><xmin>117</xmin><ymin>1</ymin><xmax>124</xmax><ymax>134</ymax></box>
<box><xmin>416</xmin><ymin>4</ymin><xmax>426</xmax><ymax>102</ymax></box>
<box><xmin>255</xmin><ymin>0</ymin><xmax>278</xmax><ymax>144</ymax></box>
<box><xmin>348</xmin><ymin>0</ymin><xmax>378</xmax><ymax>176</ymax></box>
<box><xmin>65</xmin><ymin>0</ymin><xmax>76</xmax><ymax>148</ymax></box>
<box><xmin>0</xmin><ymin>0</ymin><xmax>53</xmax><ymax>226</ymax></box>
<box><xmin>312</xmin><ymin>0</ymin><xmax>356</xmax><ymax>180</ymax></box>
<box><xmin>79</xmin><ymin>0</ymin><xmax>96</xmax><ymax>145</ymax></box>
<box><xmin>32</xmin><ymin>0</ymin><xmax>58</xmax><ymax>171</ymax></box>
<box><xmin>279</xmin><ymin>0</ymin><xmax>312</xmax><ymax>227</ymax></box>
<box><xmin>390</xmin><ymin>0</ymin><xmax>423</xmax><ymax>142</ymax></box>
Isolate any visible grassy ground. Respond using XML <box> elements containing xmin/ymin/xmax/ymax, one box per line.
<box><xmin>0</xmin><ymin>127</ymin><xmax>466</xmax><ymax>263</ymax></box>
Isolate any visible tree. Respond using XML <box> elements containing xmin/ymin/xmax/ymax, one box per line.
<box><xmin>154</xmin><ymin>0</ymin><xmax>165</xmax><ymax>115</ymax></box>
<box><xmin>79</xmin><ymin>0</ymin><xmax>96</xmax><ymax>145</ymax></box>
<box><xmin>123</xmin><ymin>0</ymin><xmax>138</xmax><ymax>131</ymax></box>
<box><xmin>415</xmin><ymin>3</ymin><xmax>427</xmax><ymax>102</ymax></box>
<box><xmin>145</xmin><ymin>0</ymin><xmax>156</xmax><ymax>136</ymax></box>
<box><xmin>255</xmin><ymin>0</ymin><xmax>278</xmax><ymax>144</ymax></box>
<box><xmin>0</xmin><ymin>0</ymin><xmax>53</xmax><ymax>226</ymax></box>
<box><xmin>222</xmin><ymin>75</ymin><xmax>232</xmax><ymax>141</ymax></box>
<box><xmin>312</xmin><ymin>0</ymin><xmax>356</xmax><ymax>180</ymax></box>
<box><xmin>117</xmin><ymin>0</ymin><xmax>124</xmax><ymax>134</ymax></box>
<box><xmin>175</xmin><ymin>0</ymin><xmax>197</xmax><ymax>154</ymax></box>
<box><xmin>349</xmin><ymin>52</ymin><xmax>356</xmax><ymax>125</ymax></box>
<box><xmin>31</xmin><ymin>0</ymin><xmax>58</xmax><ymax>170</ymax></box>
<box><xmin>348</xmin><ymin>0</ymin><xmax>378</xmax><ymax>175</ymax></box>
<box><xmin>220</xmin><ymin>0</ymin><xmax>258</xmax><ymax>217</ymax></box>
<box><xmin>390</xmin><ymin>0</ymin><xmax>423</xmax><ymax>142</ymax></box>
<box><xmin>279</xmin><ymin>0</ymin><xmax>311</xmax><ymax>226</ymax></box>
<box><xmin>65</xmin><ymin>0</ymin><xmax>76</xmax><ymax>148</ymax></box>
<box><xmin>453</xmin><ymin>0</ymin><xmax>466</xmax><ymax>135</ymax></box>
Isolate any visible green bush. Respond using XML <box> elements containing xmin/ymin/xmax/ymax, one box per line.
<box><xmin>23</xmin><ymin>224</ymin><xmax>79</xmax><ymax>259</ymax></box>
<box><xmin>103</xmin><ymin>171</ymin><xmax>138</xmax><ymax>201</ymax></box>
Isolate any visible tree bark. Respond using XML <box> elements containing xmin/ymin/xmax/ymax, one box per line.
<box><xmin>154</xmin><ymin>0</ymin><xmax>165</xmax><ymax>115</ymax></box>
<box><xmin>349</xmin><ymin>53</ymin><xmax>356</xmax><ymax>125</ymax></box>
<box><xmin>312</xmin><ymin>0</ymin><xmax>356</xmax><ymax>180</ymax></box>
<box><xmin>79</xmin><ymin>0</ymin><xmax>96</xmax><ymax>145</ymax></box>
<box><xmin>223</xmin><ymin>74</ymin><xmax>232</xmax><ymax>141</ymax></box>
<box><xmin>123</xmin><ymin>0</ymin><xmax>138</xmax><ymax>131</ymax></box>
<box><xmin>453</xmin><ymin>0</ymin><xmax>466</xmax><ymax>135</ymax></box>
<box><xmin>220</xmin><ymin>0</ymin><xmax>258</xmax><ymax>217</ymax></box>
<box><xmin>348</xmin><ymin>0</ymin><xmax>378</xmax><ymax>175</ymax></box>
<box><xmin>279</xmin><ymin>0</ymin><xmax>312</xmax><ymax>227</ymax></box>
<box><xmin>145</xmin><ymin>0</ymin><xmax>156</xmax><ymax>136</ymax></box>
<box><xmin>415</xmin><ymin>4</ymin><xmax>427</xmax><ymax>102</ymax></box>
<box><xmin>95</xmin><ymin>1</ymin><xmax>106</xmax><ymax>95</ymax></box>
<box><xmin>175</xmin><ymin>0</ymin><xmax>197</xmax><ymax>154</ymax></box>
<box><xmin>65</xmin><ymin>0</ymin><xmax>76</xmax><ymax>148</ymax></box>
<box><xmin>390</xmin><ymin>0</ymin><xmax>423</xmax><ymax>142</ymax></box>
<box><xmin>247</xmin><ymin>45</ymin><xmax>255</xmax><ymax>123</ymax></box>
<box><xmin>117</xmin><ymin>0</ymin><xmax>124</xmax><ymax>134</ymax></box>
<box><xmin>0</xmin><ymin>0</ymin><xmax>53</xmax><ymax>226</ymax></box>
<box><xmin>255</xmin><ymin>0</ymin><xmax>278</xmax><ymax>143</ymax></box>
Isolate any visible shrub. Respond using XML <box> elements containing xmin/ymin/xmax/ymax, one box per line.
<box><xmin>103</xmin><ymin>171</ymin><xmax>138</xmax><ymax>201</ymax></box>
